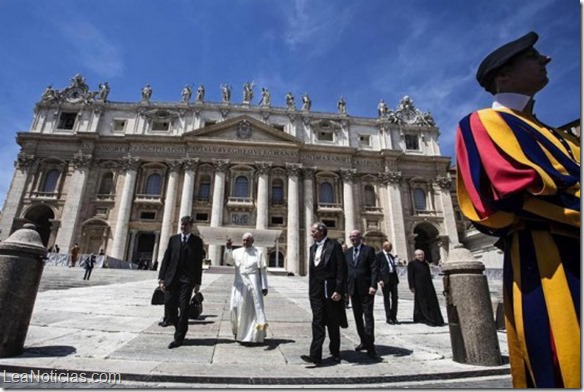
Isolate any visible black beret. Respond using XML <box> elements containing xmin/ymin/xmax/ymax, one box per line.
<box><xmin>476</xmin><ymin>32</ymin><xmax>539</xmax><ymax>94</ymax></box>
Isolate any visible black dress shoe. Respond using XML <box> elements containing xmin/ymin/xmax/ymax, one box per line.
<box><xmin>355</xmin><ymin>343</ymin><xmax>365</xmax><ymax>351</ymax></box>
<box><xmin>392</xmin><ymin>319</ymin><xmax>400</xmax><ymax>325</ymax></box>
<box><xmin>300</xmin><ymin>355</ymin><xmax>321</xmax><ymax>365</ymax></box>
<box><xmin>386</xmin><ymin>319</ymin><xmax>394</xmax><ymax>324</ymax></box>
<box><xmin>331</xmin><ymin>355</ymin><xmax>341</xmax><ymax>363</ymax></box>
<box><xmin>168</xmin><ymin>340</ymin><xmax>183</xmax><ymax>349</ymax></box>
<box><xmin>158</xmin><ymin>320</ymin><xmax>171</xmax><ymax>327</ymax></box>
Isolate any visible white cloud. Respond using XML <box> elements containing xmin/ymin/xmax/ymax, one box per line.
<box><xmin>57</xmin><ymin>20</ymin><xmax>124</xmax><ymax>78</ymax></box>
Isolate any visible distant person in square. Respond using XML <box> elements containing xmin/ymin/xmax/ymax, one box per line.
<box><xmin>407</xmin><ymin>249</ymin><xmax>444</xmax><ymax>327</ymax></box>
<box><xmin>69</xmin><ymin>243</ymin><xmax>79</xmax><ymax>268</ymax></box>
<box><xmin>158</xmin><ymin>216</ymin><xmax>205</xmax><ymax>349</ymax></box>
<box><xmin>456</xmin><ymin>31</ymin><xmax>580</xmax><ymax>388</ymax></box>
<box><xmin>224</xmin><ymin>233</ymin><xmax>268</xmax><ymax>344</ymax></box>
<box><xmin>83</xmin><ymin>253</ymin><xmax>96</xmax><ymax>280</ymax></box>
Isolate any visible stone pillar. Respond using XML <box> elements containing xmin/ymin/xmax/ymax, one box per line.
<box><xmin>0</xmin><ymin>224</ymin><xmax>47</xmax><ymax>357</ymax></box>
<box><xmin>381</xmin><ymin>170</ymin><xmax>408</xmax><ymax>260</ymax></box>
<box><xmin>341</xmin><ymin>168</ymin><xmax>356</xmax><ymax>245</ymax></box>
<box><xmin>302</xmin><ymin>167</ymin><xmax>315</xmax><ymax>275</ymax></box>
<box><xmin>152</xmin><ymin>231</ymin><xmax>160</xmax><ymax>269</ymax></box>
<box><xmin>286</xmin><ymin>163</ymin><xmax>301</xmax><ymax>275</ymax></box>
<box><xmin>441</xmin><ymin>245</ymin><xmax>502</xmax><ymax>366</ymax></box>
<box><xmin>255</xmin><ymin>162</ymin><xmax>271</xmax><ymax>230</ymax></box>
<box><xmin>0</xmin><ymin>153</ymin><xmax>36</xmax><ymax>241</ymax></box>
<box><xmin>255</xmin><ymin>162</ymin><xmax>271</xmax><ymax>258</ymax></box>
<box><xmin>208</xmin><ymin>159</ymin><xmax>229</xmax><ymax>265</ymax></box>
<box><xmin>178</xmin><ymin>158</ymin><xmax>199</xmax><ymax>228</ymax></box>
<box><xmin>157</xmin><ymin>160</ymin><xmax>181</xmax><ymax>262</ymax></box>
<box><xmin>54</xmin><ymin>152</ymin><xmax>92</xmax><ymax>252</ymax></box>
<box><xmin>436</xmin><ymin>175</ymin><xmax>461</xmax><ymax>251</ymax></box>
<box><xmin>110</xmin><ymin>155</ymin><xmax>140</xmax><ymax>260</ymax></box>
<box><xmin>127</xmin><ymin>230</ymin><xmax>138</xmax><ymax>262</ymax></box>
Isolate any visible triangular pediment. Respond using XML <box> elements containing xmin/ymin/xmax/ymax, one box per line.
<box><xmin>185</xmin><ymin>115</ymin><xmax>303</xmax><ymax>146</ymax></box>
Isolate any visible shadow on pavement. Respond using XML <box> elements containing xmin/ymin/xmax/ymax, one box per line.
<box><xmin>22</xmin><ymin>345</ymin><xmax>77</xmax><ymax>357</ymax></box>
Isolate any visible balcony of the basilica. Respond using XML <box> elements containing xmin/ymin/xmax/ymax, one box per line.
<box><xmin>30</xmin><ymin>191</ymin><xmax>59</xmax><ymax>200</ymax></box>
<box><xmin>363</xmin><ymin>206</ymin><xmax>383</xmax><ymax>215</ymax></box>
<box><xmin>95</xmin><ymin>193</ymin><xmax>115</xmax><ymax>202</ymax></box>
<box><xmin>134</xmin><ymin>194</ymin><xmax>163</xmax><ymax>206</ymax></box>
<box><xmin>317</xmin><ymin>202</ymin><xmax>343</xmax><ymax>213</ymax></box>
<box><xmin>227</xmin><ymin>196</ymin><xmax>254</xmax><ymax>208</ymax></box>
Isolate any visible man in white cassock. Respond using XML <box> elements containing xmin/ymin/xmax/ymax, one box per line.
<box><xmin>224</xmin><ymin>233</ymin><xmax>268</xmax><ymax>344</ymax></box>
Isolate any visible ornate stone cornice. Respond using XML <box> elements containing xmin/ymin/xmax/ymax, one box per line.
<box><xmin>380</xmin><ymin>170</ymin><xmax>403</xmax><ymax>185</ymax></box>
<box><xmin>286</xmin><ymin>163</ymin><xmax>302</xmax><ymax>177</ymax></box>
<box><xmin>14</xmin><ymin>152</ymin><xmax>36</xmax><ymax>169</ymax></box>
<box><xmin>212</xmin><ymin>158</ymin><xmax>230</xmax><ymax>173</ymax></box>
<box><xmin>256</xmin><ymin>161</ymin><xmax>272</xmax><ymax>176</ymax></box>
<box><xmin>182</xmin><ymin>158</ymin><xmax>200</xmax><ymax>172</ymax></box>
<box><xmin>72</xmin><ymin>152</ymin><xmax>93</xmax><ymax>169</ymax></box>
<box><xmin>340</xmin><ymin>168</ymin><xmax>357</xmax><ymax>183</ymax></box>
<box><xmin>121</xmin><ymin>154</ymin><xmax>140</xmax><ymax>172</ymax></box>
<box><xmin>436</xmin><ymin>175</ymin><xmax>452</xmax><ymax>190</ymax></box>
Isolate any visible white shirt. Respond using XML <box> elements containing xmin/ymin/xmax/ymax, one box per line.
<box><xmin>492</xmin><ymin>93</ymin><xmax>531</xmax><ymax>112</ymax></box>
<box><xmin>385</xmin><ymin>252</ymin><xmax>395</xmax><ymax>273</ymax></box>
<box><xmin>314</xmin><ymin>237</ymin><xmax>328</xmax><ymax>266</ymax></box>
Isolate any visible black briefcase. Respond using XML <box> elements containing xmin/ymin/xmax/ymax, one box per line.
<box><xmin>189</xmin><ymin>292</ymin><xmax>204</xmax><ymax>319</ymax></box>
<box><xmin>151</xmin><ymin>287</ymin><xmax>165</xmax><ymax>305</ymax></box>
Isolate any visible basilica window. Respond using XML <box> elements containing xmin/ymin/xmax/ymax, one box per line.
<box><xmin>271</xmin><ymin>179</ymin><xmax>284</xmax><ymax>205</ymax></box>
<box><xmin>57</xmin><ymin>112</ymin><xmax>77</xmax><ymax>130</ymax></box>
<box><xmin>317</xmin><ymin>130</ymin><xmax>334</xmax><ymax>142</ymax></box>
<box><xmin>359</xmin><ymin>135</ymin><xmax>371</xmax><ymax>147</ymax></box>
<box><xmin>42</xmin><ymin>169</ymin><xmax>60</xmax><ymax>193</ymax></box>
<box><xmin>319</xmin><ymin>182</ymin><xmax>335</xmax><ymax>204</ymax></box>
<box><xmin>234</xmin><ymin>176</ymin><xmax>250</xmax><ymax>198</ymax></box>
<box><xmin>98</xmin><ymin>172</ymin><xmax>114</xmax><ymax>195</ymax></box>
<box><xmin>198</xmin><ymin>175</ymin><xmax>211</xmax><ymax>201</ymax></box>
<box><xmin>145</xmin><ymin>174</ymin><xmax>162</xmax><ymax>195</ymax></box>
<box><xmin>112</xmin><ymin>119</ymin><xmax>126</xmax><ymax>132</ymax></box>
<box><xmin>364</xmin><ymin>185</ymin><xmax>377</xmax><ymax>206</ymax></box>
<box><xmin>405</xmin><ymin>134</ymin><xmax>419</xmax><ymax>150</ymax></box>
<box><xmin>413</xmin><ymin>188</ymin><xmax>427</xmax><ymax>211</ymax></box>
<box><xmin>151</xmin><ymin>121</ymin><xmax>170</xmax><ymax>132</ymax></box>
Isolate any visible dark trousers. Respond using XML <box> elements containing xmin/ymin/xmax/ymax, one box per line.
<box><xmin>83</xmin><ymin>268</ymin><xmax>93</xmax><ymax>280</ymax></box>
<box><xmin>164</xmin><ymin>278</ymin><xmax>194</xmax><ymax>342</ymax></box>
<box><xmin>351</xmin><ymin>293</ymin><xmax>375</xmax><ymax>349</ymax></box>
<box><xmin>309</xmin><ymin>298</ymin><xmax>341</xmax><ymax>361</ymax></box>
<box><xmin>382</xmin><ymin>281</ymin><xmax>398</xmax><ymax>322</ymax></box>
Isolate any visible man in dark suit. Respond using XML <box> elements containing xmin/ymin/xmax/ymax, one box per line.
<box><xmin>345</xmin><ymin>230</ymin><xmax>379</xmax><ymax>359</ymax></box>
<box><xmin>158</xmin><ymin>215</ymin><xmax>204</xmax><ymax>349</ymax></box>
<box><xmin>301</xmin><ymin>222</ymin><xmax>347</xmax><ymax>366</ymax></box>
<box><xmin>377</xmin><ymin>241</ymin><xmax>400</xmax><ymax>325</ymax></box>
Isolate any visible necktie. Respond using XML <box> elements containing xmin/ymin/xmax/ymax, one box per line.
<box><xmin>387</xmin><ymin>253</ymin><xmax>395</xmax><ymax>272</ymax></box>
<box><xmin>353</xmin><ymin>247</ymin><xmax>359</xmax><ymax>265</ymax></box>
<box><xmin>182</xmin><ymin>235</ymin><xmax>188</xmax><ymax>244</ymax></box>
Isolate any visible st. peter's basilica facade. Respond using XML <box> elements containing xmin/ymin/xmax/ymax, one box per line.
<box><xmin>0</xmin><ymin>74</ymin><xmax>467</xmax><ymax>275</ymax></box>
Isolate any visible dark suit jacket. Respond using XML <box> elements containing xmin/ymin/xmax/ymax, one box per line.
<box><xmin>345</xmin><ymin>244</ymin><xmax>378</xmax><ymax>296</ymax></box>
<box><xmin>158</xmin><ymin>233</ymin><xmax>204</xmax><ymax>287</ymax></box>
<box><xmin>377</xmin><ymin>251</ymin><xmax>399</xmax><ymax>285</ymax></box>
<box><xmin>309</xmin><ymin>238</ymin><xmax>347</xmax><ymax>299</ymax></box>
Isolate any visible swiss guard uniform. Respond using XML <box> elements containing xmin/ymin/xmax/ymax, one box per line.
<box><xmin>456</xmin><ymin>32</ymin><xmax>580</xmax><ymax>388</ymax></box>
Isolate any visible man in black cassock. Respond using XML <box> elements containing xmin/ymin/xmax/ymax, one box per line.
<box><xmin>407</xmin><ymin>249</ymin><xmax>444</xmax><ymax>327</ymax></box>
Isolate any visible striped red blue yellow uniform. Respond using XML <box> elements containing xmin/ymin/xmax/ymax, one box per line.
<box><xmin>455</xmin><ymin>107</ymin><xmax>580</xmax><ymax>388</ymax></box>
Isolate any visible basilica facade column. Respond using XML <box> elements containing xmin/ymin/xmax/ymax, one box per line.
<box><xmin>54</xmin><ymin>152</ymin><xmax>92</xmax><ymax>252</ymax></box>
<box><xmin>302</xmin><ymin>167</ymin><xmax>315</xmax><ymax>275</ymax></box>
<box><xmin>435</xmin><ymin>175</ymin><xmax>460</xmax><ymax>257</ymax></box>
<box><xmin>381</xmin><ymin>170</ymin><xmax>408</xmax><ymax>260</ymax></box>
<box><xmin>255</xmin><ymin>162</ymin><xmax>271</xmax><ymax>230</ymax></box>
<box><xmin>178</xmin><ymin>158</ymin><xmax>199</xmax><ymax>228</ymax></box>
<box><xmin>111</xmin><ymin>155</ymin><xmax>140</xmax><ymax>260</ymax></box>
<box><xmin>341</xmin><ymin>168</ymin><xmax>356</xmax><ymax>245</ymax></box>
<box><xmin>157</xmin><ymin>160</ymin><xmax>181</xmax><ymax>262</ymax></box>
<box><xmin>286</xmin><ymin>163</ymin><xmax>301</xmax><ymax>275</ymax></box>
<box><xmin>0</xmin><ymin>153</ymin><xmax>36</xmax><ymax>241</ymax></box>
<box><xmin>208</xmin><ymin>158</ymin><xmax>229</xmax><ymax>265</ymax></box>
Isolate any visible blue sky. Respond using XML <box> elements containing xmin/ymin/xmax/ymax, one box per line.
<box><xmin>0</xmin><ymin>0</ymin><xmax>580</xmax><ymax>207</ymax></box>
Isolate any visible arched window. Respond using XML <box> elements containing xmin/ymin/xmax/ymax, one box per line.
<box><xmin>272</xmin><ymin>179</ymin><xmax>284</xmax><ymax>204</ymax></box>
<box><xmin>42</xmin><ymin>169</ymin><xmax>60</xmax><ymax>193</ymax></box>
<box><xmin>98</xmin><ymin>172</ymin><xmax>114</xmax><ymax>194</ymax></box>
<box><xmin>145</xmin><ymin>174</ymin><xmax>162</xmax><ymax>195</ymax></box>
<box><xmin>364</xmin><ymin>185</ymin><xmax>376</xmax><ymax>206</ymax></box>
<box><xmin>234</xmin><ymin>176</ymin><xmax>249</xmax><ymax>198</ymax></box>
<box><xmin>198</xmin><ymin>175</ymin><xmax>211</xmax><ymax>200</ymax></box>
<box><xmin>413</xmin><ymin>188</ymin><xmax>427</xmax><ymax>210</ymax></box>
<box><xmin>319</xmin><ymin>182</ymin><xmax>334</xmax><ymax>203</ymax></box>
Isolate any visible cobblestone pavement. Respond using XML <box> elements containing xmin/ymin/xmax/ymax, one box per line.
<box><xmin>0</xmin><ymin>265</ymin><xmax>510</xmax><ymax>389</ymax></box>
